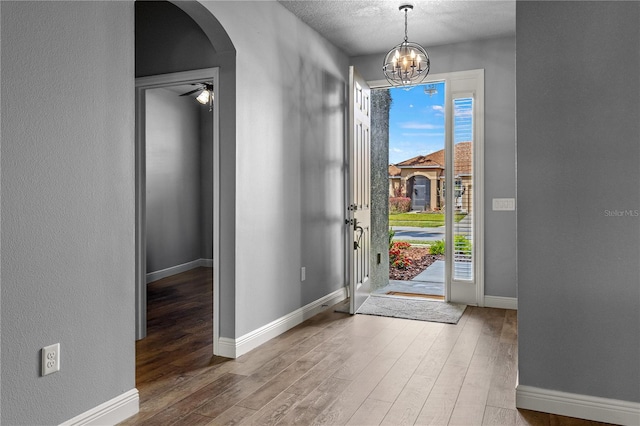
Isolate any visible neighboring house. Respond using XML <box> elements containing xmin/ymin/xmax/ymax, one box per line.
<box><xmin>388</xmin><ymin>164</ymin><xmax>402</xmax><ymax>197</ymax></box>
<box><xmin>390</xmin><ymin>142</ymin><xmax>472</xmax><ymax>212</ymax></box>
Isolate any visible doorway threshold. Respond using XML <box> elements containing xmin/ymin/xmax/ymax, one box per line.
<box><xmin>385</xmin><ymin>291</ymin><xmax>444</xmax><ymax>301</ymax></box>
<box><xmin>374</xmin><ymin>277</ymin><xmax>444</xmax><ymax>300</ymax></box>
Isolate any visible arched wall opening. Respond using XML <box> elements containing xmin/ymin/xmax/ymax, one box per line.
<box><xmin>135</xmin><ymin>0</ymin><xmax>236</xmax><ymax>349</ymax></box>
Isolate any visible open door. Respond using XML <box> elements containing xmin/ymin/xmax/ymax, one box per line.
<box><xmin>134</xmin><ymin>68</ymin><xmax>221</xmax><ymax>349</ymax></box>
<box><xmin>348</xmin><ymin>66</ymin><xmax>372</xmax><ymax>314</ymax></box>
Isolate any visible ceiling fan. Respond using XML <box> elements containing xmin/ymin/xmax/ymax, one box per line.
<box><xmin>180</xmin><ymin>82</ymin><xmax>214</xmax><ymax>110</ymax></box>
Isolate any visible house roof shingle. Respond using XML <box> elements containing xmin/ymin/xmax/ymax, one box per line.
<box><xmin>388</xmin><ymin>164</ymin><xmax>401</xmax><ymax>177</ymax></box>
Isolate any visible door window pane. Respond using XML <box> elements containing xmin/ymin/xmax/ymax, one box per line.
<box><xmin>453</xmin><ymin>97</ymin><xmax>473</xmax><ymax>281</ymax></box>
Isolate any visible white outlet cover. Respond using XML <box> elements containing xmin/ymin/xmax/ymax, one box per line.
<box><xmin>42</xmin><ymin>343</ymin><xmax>60</xmax><ymax>376</ymax></box>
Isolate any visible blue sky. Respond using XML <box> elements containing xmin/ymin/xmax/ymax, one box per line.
<box><xmin>387</xmin><ymin>82</ymin><xmax>472</xmax><ymax>164</ymax></box>
<box><xmin>388</xmin><ymin>82</ymin><xmax>445</xmax><ymax>164</ymax></box>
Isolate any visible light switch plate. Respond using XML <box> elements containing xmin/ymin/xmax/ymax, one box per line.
<box><xmin>492</xmin><ymin>198</ymin><xmax>515</xmax><ymax>211</ymax></box>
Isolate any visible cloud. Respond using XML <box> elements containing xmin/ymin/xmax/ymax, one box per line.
<box><xmin>432</xmin><ymin>105</ymin><xmax>444</xmax><ymax>112</ymax></box>
<box><xmin>391</xmin><ymin>148</ymin><xmax>404</xmax><ymax>153</ymax></box>
<box><xmin>400</xmin><ymin>122</ymin><xmax>443</xmax><ymax>130</ymax></box>
<box><xmin>401</xmin><ymin>132</ymin><xmax>445</xmax><ymax>137</ymax></box>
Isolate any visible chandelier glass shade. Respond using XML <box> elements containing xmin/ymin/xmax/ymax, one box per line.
<box><xmin>382</xmin><ymin>5</ymin><xmax>430</xmax><ymax>87</ymax></box>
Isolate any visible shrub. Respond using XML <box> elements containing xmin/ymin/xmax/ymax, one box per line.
<box><xmin>389</xmin><ymin>228</ymin><xmax>395</xmax><ymax>249</ymax></box>
<box><xmin>454</xmin><ymin>235</ymin><xmax>472</xmax><ymax>254</ymax></box>
<box><xmin>428</xmin><ymin>236</ymin><xmax>472</xmax><ymax>255</ymax></box>
<box><xmin>429</xmin><ymin>239</ymin><xmax>445</xmax><ymax>255</ymax></box>
<box><xmin>389</xmin><ymin>197</ymin><xmax>411</xmax><ymax>213</ymax></box>
<box><xmin>392</xmin><ymin>241</ymin><xmax>411</xmax><ymax>250</ymax></box>
<box><xmin>389</xmin><ymin>241</ymin><xmax>412</xmax><ymax>269</ymax></box>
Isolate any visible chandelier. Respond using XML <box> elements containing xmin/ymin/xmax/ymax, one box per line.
<box><xmin>382</xmin><ymin>4</ymin><xmax>430</xmax><ymax>87</ymax></box>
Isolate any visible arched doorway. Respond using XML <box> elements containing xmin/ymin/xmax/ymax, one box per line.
<box><xmin>408</xmin><ymin>175</ymin><xmax>431</xmax><ymax>211</ymax></box>
<box><xmin>135</xmin><ymin>0</ymin><xmax>236</xmax><ymax>357</ymax></box>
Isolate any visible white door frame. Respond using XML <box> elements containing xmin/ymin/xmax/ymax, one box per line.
<box><xmin>134</xmin><ymin>68</ymin><xmax>221</xmax><ymax>352</ymax></box>
<box><xmin>370</xmin><ymin>69</ymin><xmax>484</xmax><ymax>306</ymax></box>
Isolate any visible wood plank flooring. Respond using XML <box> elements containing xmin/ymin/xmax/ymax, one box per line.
<box><xmin>120</xmin><ymin>268</ymin><xmax>614</xmax><ymax>426</ymax></box>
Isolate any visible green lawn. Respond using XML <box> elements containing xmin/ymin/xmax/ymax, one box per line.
<box><xmin>389</xmin><ymin>212</ymin><xmax>466</xmax><ymax>228</ymax></box>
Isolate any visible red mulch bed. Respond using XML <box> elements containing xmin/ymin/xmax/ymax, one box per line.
<box><xmin>389</xmin><ymin>247</ymin><xmax>444</xmax><ymax>281</ymax></box>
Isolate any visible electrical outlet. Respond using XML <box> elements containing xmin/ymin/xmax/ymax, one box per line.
<box><xmin>301</xmin><ymin>267</ymin><xmax>306</xmax><ymax>282</ymax></box>
<box><xmin>42</xmin><ymin>343</ymin><xmax>60</xmax><ymax>376</ymax></box>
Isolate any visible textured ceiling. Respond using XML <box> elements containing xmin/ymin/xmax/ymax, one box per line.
<box><xmin>278</xmin><ymin>1</ymin><xmax>515</xmax><ymax>57</ymax></box>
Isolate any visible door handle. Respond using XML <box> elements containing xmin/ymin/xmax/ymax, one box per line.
<box><xmin>354</xmin><ymin>220</ymin><xmax>364</xmax><ymax>250</ymax></box>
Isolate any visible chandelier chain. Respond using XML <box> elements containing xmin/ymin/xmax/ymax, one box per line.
<box><xmin>382</xmin><ymin>3</ymin><xmax>430</xmax><ymax>87</ymax></box>
<box><xmin>404</xmin><ymin>8</ymin><xmax>409</xmax><ymax>42</ymax></box>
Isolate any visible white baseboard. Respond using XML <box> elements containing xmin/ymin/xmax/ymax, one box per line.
<box><xmin>484</xmin><ymin>295</ymin><xmax>517</xmax><ymax>310</ymax></box>
<box><xmin>199</xmin><ymin>258</ymin><xmax>214</xmax><ymax>268</ymax></box>
<box><xmin>59</xmin><ymin>388</ymin><xmax>139</xmax><ymax>426</ymax></box>
<box><xmin>216</xmin><ymin>337</ymin><xmax>238</xmax><ymax>359</ymax></box>
<box><xmin>146</xmin><ymin>258</ymin><xmax>213</xmax><ymax>283</ymax></box>
<box><xmin>516</xmin><ymin>385</ymin><xmax>640</xmax><ymax>426</ymax></box>
<box><xmin>216</xmin><ymin>288</ymin><xmax>347</xmax><ymax>359</ymax></box>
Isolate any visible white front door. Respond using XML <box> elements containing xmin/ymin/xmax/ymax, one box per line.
<box><xmin>348</xmin><ymin>66</ymin><xmax>372</xmax><ymax>314</ymax></box>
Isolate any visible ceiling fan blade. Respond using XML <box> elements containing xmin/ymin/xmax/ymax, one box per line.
<box><xmin>179</xmin><ymin>88</ymin><xmax>202</xmax><ymax>97</ymax></box>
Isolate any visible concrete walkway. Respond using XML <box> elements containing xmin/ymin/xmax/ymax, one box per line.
<box><xmin>374</xmin><ymin>260</ymin><xmax>445</xmax><ymax>297</ymax></box>
<box><xmin>382</xmin><ymin>215</ymin><xmax>474</xmax><ymax>296</ymax></box>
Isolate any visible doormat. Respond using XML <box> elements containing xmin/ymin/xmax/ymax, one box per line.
<box><xmin>356</xmin><ymin>295</ymin><xmax>466</xmax><ymax>324</ymax></box>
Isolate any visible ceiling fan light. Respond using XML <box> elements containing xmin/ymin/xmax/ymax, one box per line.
<box><xmin>196</xmin><ymin>90</ymin><xmax>210</xmax><ymax>105</ymax></box>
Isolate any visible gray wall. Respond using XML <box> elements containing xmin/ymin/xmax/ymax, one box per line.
<box><xmin>141</xmin><ymin>1</ymin><xmax>351</xmax><ymax>338</ymax></box>
<box><xmin>351</xmin><ymin>35</ymin><xmax>517</xmax><ymax>298</ymax></box>
<box><xmin>200</xmin><ymin>1</ymin><xmax>349</xmax><ymax>337</ymax></box>
<box><xmin>145</xmin><ymin>87</ymin><xmax>212</xmax><ymax>273</ymax></box>
<box><xmin>200</xmin><ymin>106</ymin><xmax>215</xmax><ymax>259</ymax></box>
<box><xmin>0</xmin><ymin>2</ymin><xmax>135</xmax><ymax>424</ymax></box>
<box><xmin>517</xmin><ymin>1</ymin><xmax>640</xmax><ymax>402</ymax></box>
<box><xmin>135</xmin><ymin>1</ymin><xmax>217</xmax><ymax>78</ymax></box>
<box><xmin>136</xmin><ymin>0</ymin><xmax>237</xmax><ymax>338</ymax></box>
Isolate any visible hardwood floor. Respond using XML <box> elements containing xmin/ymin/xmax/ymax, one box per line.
<box><xmin>121</xmin><ymin>268</ymin><xmax>614</xmax><ymax>426</ymax></box>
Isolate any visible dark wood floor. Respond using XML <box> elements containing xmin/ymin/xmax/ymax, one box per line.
<box><xmin>120</xmin><ymin>268</ymin><xmax>613</xmax><ymax>425</ymax></box>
